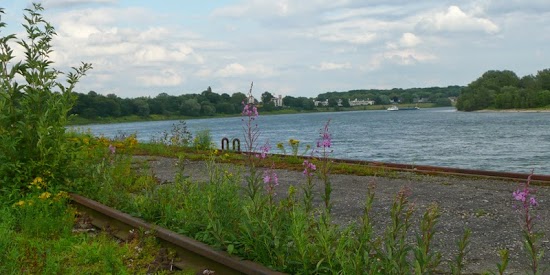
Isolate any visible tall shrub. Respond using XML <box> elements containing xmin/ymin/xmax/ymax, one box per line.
<box><xmin>0</xmin><ymin>3</ymin><xmax>91</xmax><ymax>198</ymax></box>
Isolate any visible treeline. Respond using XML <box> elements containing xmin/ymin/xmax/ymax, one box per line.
<box><xmin>70</xmin><ymin>86</ymin><xmax>463</xmax><ymax>120</ymax></box>
<box><xmin>456</xmin><ymin>69</ymin><xmax>550</xmax><ymax>111</ymax></box>
<box><xmin>70</xmin><ymin>87</ymin><xmax>247</xmax><ymax>119</ymax></box>
<box><xmin>69</xmin><ymin>87</ymin><xmax>321</xmax><ymax>120</ymax></box>
<box><xmin>317</xmin><ymin>86</ymin><xmax>461</xmax><ymax>107</ymax></box>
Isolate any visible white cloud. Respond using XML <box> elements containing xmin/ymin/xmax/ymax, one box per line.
<box><xmin>399</xmin><ymin>33</ymin><xmax>422</xmax><ymax>47</ymax></box>
<box><xmin>417</xmin><ymin>5</ymin><xmax>500</xmax><ymax>34</ymax></box>
<box><xmin>383</xmin><ymin>49</ymin><xmax>437</xmax><ymax>65</ymax></box>
<box><xmin>43</xmin><ymin>0</ymin><xmax>116</xmax><ymax>8</ymax></box>
<box><xmin>312</xmin><ymin>62</ymin><xmax>352</xmax><ymax>71</ymax></box>
<box><xmin>215</xmin><ymin>63</ymin><xmax>276</xmax><ymax>78</ymax></box>
<box><xmin>136</xmin><ymin>69</ymin><xmax>184</xmax><ymax>87</ymax></box>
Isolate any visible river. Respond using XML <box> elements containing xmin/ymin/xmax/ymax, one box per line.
<box><xmin>73</xmin><ymin>107</ymin><xmax>550</xmax><ymax>175</ymax></box>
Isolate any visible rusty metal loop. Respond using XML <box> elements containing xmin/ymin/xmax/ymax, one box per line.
<box><xmin>232</xmin><ymin>138</ymin><xmax>241</xmax><ymax>152</ymax></box>
<box><xmin>221</xmin><ymin>137</ymin><xmax>229</xmax><ymax>151</ymax></box>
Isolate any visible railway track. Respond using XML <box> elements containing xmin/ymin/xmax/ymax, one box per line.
<box><xmin>72</xmin><ymin>157</ymin><xmax>548</xmax><ymax>274</ymax></box>
<box><xmin>70</xmin><ymin>194</ymin><xmax>284</xmax><ymax>275</ymax></box>
<box><xmin>333</xmin><ymin>158</ymin><xmax>550</xmax><ymax>185</ymax></box>
<box><xmin>263</xmin><ymin>153</ymin><xmax>550</xmax><ymax>185</ymax></box>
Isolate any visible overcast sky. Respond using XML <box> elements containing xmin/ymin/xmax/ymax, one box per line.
<box><xmin>2</xmin><ymin>0</ymin><xmax>549</xmax><ymax>98</ymax></box>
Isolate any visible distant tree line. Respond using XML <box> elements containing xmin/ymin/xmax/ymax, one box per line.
<box><xmin>70</xmin><ymin>85</ymin><xmax>467</xmax><ymax>120</ymax></box>
<box><xmin>456</xmin><ymin>69</ymin><xmax>550</xmax><ymax>111</ymax></box>
<box><xmin>316</xmin><ymin>86</ymin><xmax>460</xmax><ymax>107</ymax></box>
<box><xmin>70</xmin><ymin>87</ymin><xmax>246</xmax><ymax>119</ymax></box>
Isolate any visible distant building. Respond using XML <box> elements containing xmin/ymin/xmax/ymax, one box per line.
<box><xmin>349</xmin><ymin>98</ymin><xmax>375</xmax><ymax>106</ymax></box>
<box><xmin>247</xmin><ymin>95</ymin><xmax>257</xmax><ymax>104</ymax></box>
<box><xmin>271</xmin><ymin>95</ymin><xmax>284</xmax><ymax>107</ymax></box>
<box><xmin>313</xmin><ymin>99</ymin><xmax>329</xmax><ymax>107</ymax></box>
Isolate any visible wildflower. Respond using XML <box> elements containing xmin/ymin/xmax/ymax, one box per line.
<box><xmin>263</xmin><ymin>169</ymin><xmax>279</xmax><ymax>194</ymax></box>
<box><xmin>316</xmin><ymin>120</ymin><xmax>332</xmax><ymax>149</ymax></box>
<box><xmin>38</xmin><ymin>192</ymin><xmax>52</xmax><ymax>200</ymax></box>
<box><xmin>14</xmin><ymin>200</ymin><xmax>25</xmax><ymax>207</ymax></box>
<box><xmin>303</xmin><ymin>160</ymin><xmax>316</xmax><ymax>176</ymax></box>
<box><xmin>257</xmin><ymin>143</ymin><xmax>271</xmax><ymax>159</ymax></box>
<box><xmin>242</xmin><ymin>103</ymin><xmax>258</xmax><ymax>118</ymax></box>
<box><xmin>109</xmin><ymin>144</ymin><xmax>116</xmax><ymax>154</ymax></box>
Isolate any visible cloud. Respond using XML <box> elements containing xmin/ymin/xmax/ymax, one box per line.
<box><xmin>417</xmin><ymin>5</ymin><xmax>500</xmax><ymax>34</ymax></box>
<box><xmin>136</xmin><ymin>69</ymin><xmax>184</xmax><ymax>87</ymax></box>
<box><xmin>311</xmin><ymin>62</ymin><xmax>352</xmax><ymax>71</ymax></box>
<box><xmin>399</xmin><ymin>33</ymin><xmax>422</xmax><ymax>47</ymax></box>
<box><xmin>42</xmin><ymin>0</ymin><xmax>116</xmax><ymax>8</ymax></box>
<box><xmin>215</xmin><ymin>63</ymin><xmax>276</xmax><ymax>78</ymax></box>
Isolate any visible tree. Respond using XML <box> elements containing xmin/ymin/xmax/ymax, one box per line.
<box><xmin>133</xmin><ymin>98</ymin><xmax>150</xmax><ymax>117</ymax></box>
<box><xmin>180</xmin><ymin>98</ymin><xmax>201</xmax><ymax>116</ymax></box>
<box><xmin>536</xmin><ymin>69</ymin><xmax>550</xmax><ymax>90</ymax></box>
<box><xmin>261</xmin><ymin>91</ymin><xmax>274</xmax><ymax>104</ymax></box>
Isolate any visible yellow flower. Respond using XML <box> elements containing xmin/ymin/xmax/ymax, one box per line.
<box><xmin>14</xmin><ymin>200</ymin><xmax>25</xmax><ymax>207</ymax></box>
<box><xmin>56</xmin><ymin>191</ymin><xmax>69</xmax><ymax>199</ymax></box>
<box><xmin>32</xmin><ymin>177</ymin><xmax>43</xmax><ymax>185</ymax></box>
<box><xmin>38</xmin><ymin>192</ymin><xmax>52</xmax><ymax>199</ymax></box>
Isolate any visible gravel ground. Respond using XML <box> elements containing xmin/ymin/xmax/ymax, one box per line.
<box><xmin>133</xmin><ymin>155</ymin><xmax>550</xmax><ymax>274</ymax></box>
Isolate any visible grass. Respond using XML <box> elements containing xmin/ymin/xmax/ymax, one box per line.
<box><xmin>0</xmin><ymin>195</ymin><xmax>188</xmax><ymax>274</ymax></box>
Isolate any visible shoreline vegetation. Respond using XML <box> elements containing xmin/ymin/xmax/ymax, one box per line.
<box><xmin>68</xmin><ymin>103</ymin><xmax>437</xmax><ymax>125</ymax></box>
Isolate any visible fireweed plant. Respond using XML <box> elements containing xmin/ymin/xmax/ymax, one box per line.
<box><xmin>512</xmin><ymin>171</ymin><xmax>545</xmax><ymax>274</ymax></box>
<box><xmin>316</xmin><ymin>119</ymin><xmax>334</xmax><ymax>212</ymax></box>
<box><xmin>241</xmin><ymin>82</ymin><xmax>262</xmax><ymax>201</ymax></box>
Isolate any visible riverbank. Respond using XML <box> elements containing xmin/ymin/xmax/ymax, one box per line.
<box><xmin>475</xmin><ymin>108</ymin><xmax>550</xmax><ymax>113</ymax></box>
<box><xmin>134</xmin><ymin>155</ymin><xmax>550</xmax><ymax>274</ymax></box>
<box><xmin>67</xmin><ymin>103</ymin><xmax>438</xmax><ymax>126</ymax></box>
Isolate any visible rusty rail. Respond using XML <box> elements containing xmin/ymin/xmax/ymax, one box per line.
<box><xmin>262</xmin><ymin>153</ymin><xmax>550</xmax><ymax>185</ymax></box>
<box><xmin>70</xmin><ymin>193</ymin><xmax>284</xmax><ymax>275</ymax></box>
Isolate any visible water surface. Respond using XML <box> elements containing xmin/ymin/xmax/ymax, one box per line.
<box><xmin>74</xmin><ymin>107</ymin><xmax>550</xmax><ymax>175</ymax></box>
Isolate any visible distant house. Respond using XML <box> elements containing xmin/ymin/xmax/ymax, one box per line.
<box><xmin>271</xmin><ymin>95</ymin><xmax>284</xmax><ymax>107</ymax></box>
<box><xmin>247</xmin><ymin>95</ymin><xmax>257</xmax><ymax>104</ymax></box>
<box><xmin>349</xmin><ymin>98</ymin><xmax>375</xmax><ymax>106</ymax></box>
<box><xmin>313</xmin><ymin>99</ymin><xmax>329</xmax><ymax>107</ymax></box>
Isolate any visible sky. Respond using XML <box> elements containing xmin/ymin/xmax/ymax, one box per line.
<box><xmin>2</xmin><ymin>0</ymin><xmax>549</xmax><ymax>99</ymax></box>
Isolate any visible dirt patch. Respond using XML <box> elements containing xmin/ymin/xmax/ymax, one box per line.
<box><xmin>133</xmin><ymin>155</ymin><xmax>550</xmax><ymax>274</ymax></box>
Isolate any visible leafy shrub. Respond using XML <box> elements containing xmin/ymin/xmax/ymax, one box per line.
<box><xmin>0</xmin><ymin>3</ymin><xmax>91</xmax><ymax>198</ymax></box>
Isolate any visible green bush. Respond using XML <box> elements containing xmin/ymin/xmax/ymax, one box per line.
<box><xmin>0</xmin><ymin>3</ymin><xmax>91</xmax><ymax>199</ymax></box>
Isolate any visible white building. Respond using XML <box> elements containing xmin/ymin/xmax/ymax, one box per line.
<box><xmin>270</xmin><ymin>95</ymin><xmax>284</xmax><ymax>107</ymax></box>
<box><xmin>349</xmin><ymin>98</ymin><xmax>375</xmax><ymax>106</ymax></box>
<box><xmin>313</xmin><ymin>99</ymin><xmax>329</xmax><ymax>107</ymax></box>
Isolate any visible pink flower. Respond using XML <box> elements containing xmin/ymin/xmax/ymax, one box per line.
<box><xmin>303</xmin><ymin>160</ymin><xmax>316</xmax><ymax>176</ymax></box>
<box><xmin>241</xmin><ymin>103</ymin><xmax>259</xmax><ymax>119</ymax></box>
<box><xmin>257</xmin><ymin>143</ymin><xmax>271</xmax><ymax>159</ymax></box>
<box><xmin>109</xmin><ymin>144</ymin><xmax>116</xmax><ymax>154</ymax></box>
<box><xmin>513</xmin><ymin>190</ymin><xmax>526</xmax><ymax>202</ymax></box>
<box><xmin>530</xmin><ymin>197</ymin><xmax>538</xmax><ymax>207</ymax></box>
<box><xmin>316</xmin><ymin>120</ymin><xmax>332</xmax><ymax>149</ymax></box>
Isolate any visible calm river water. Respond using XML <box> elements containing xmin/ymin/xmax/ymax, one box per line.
<box><xmin>74</xmin><ymin>107</ymin><xmax>550</xmax><ymax>175</ymax></box>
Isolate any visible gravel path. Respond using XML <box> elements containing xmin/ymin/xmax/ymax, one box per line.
<box><xmin>133</xmin><ymin>155</ymin><xmax>550</xmax><ymax>274</ymax></box>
